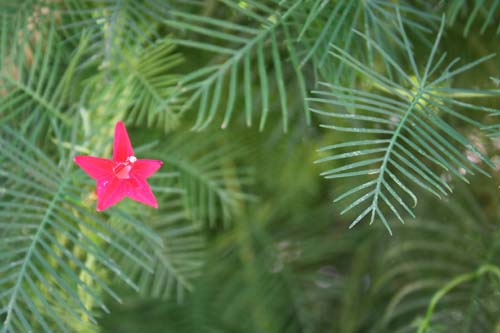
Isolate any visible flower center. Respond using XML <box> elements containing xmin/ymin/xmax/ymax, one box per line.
<box><xmin>113</xmin><ymin>156</ymin><xmax>137</xmax><ymax>179</ymax></box>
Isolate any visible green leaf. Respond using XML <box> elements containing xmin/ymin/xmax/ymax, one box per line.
<box><xmin>162</xmin><ymin>0</ymin><xmax>309</xmax><ymax>131</ymax></box>
<box><xmin>59</xmin><ymin>0</ymin><xmax>174</xmax><ymax>67</ymax></box>
<box><xmin>311</xmin><ymin>17</ymin><xmax>498</xmax><ymax>233</ymax></box>
<box><xmin>445</xmin><ymin>0</ymin><xmax>500</xmax><ymax>36</ymax></box>
<box><xmin>157</xmin><ymin>131</ymin><xmax>253</xmax><ymax>228</ymax></box>
<box><xmin>0</xmin><ymin>20</ymin><xmax>74</xmax><ymax>132</ymax></box>
<box><xmin>0</xmin><ymin>126</ymin><xmax>160</xmax><ymax>333</ymax></box>
<box><xmin>125</xmin><ymin>40</ymin><xmax>185</xmax><ymax>132</ymax></box>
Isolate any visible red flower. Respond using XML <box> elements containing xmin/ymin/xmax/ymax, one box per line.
<box><xmin>74</xmin><ymin>121</ymin><xmax>163</xmax><ymax>211</ymax></box>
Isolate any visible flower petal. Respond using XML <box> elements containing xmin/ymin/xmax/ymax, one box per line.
<box><xmin>96</xmin><ymin>176</ymin><xmax>127</xmax><ymax>211</ymax></box>
<box><xmin>113</xmin><ymin>121</ymin><xmax>134</xmax><ymax>162</ymax></box>
<box><xmin>126</xmin><ymin>176</ymin><xmax>158</xmax><ymax>208</ymax></box>
<box><xmin>74</xmin><ymin>156</ymin><xmax>114</xmax><ymax>180</ymax></box>
<box><xmin>132</xmin><ymin>159</ymin><xmax>163</xmax><ymax>178</ymax></box>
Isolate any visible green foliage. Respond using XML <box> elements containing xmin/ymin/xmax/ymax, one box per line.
<box><xmin>0</xmin><ymin>0</ymin><xmax>499</xmax><ymax>332</ymax></box>
<box><xmin>0</xmin><ymin>126</ymin><xmax>161</xmax><ymax>332</ymax></box>
<box><xmin>162</xmin><ymin>0</ymin><xmax>311</xmax><ymax>131</ymax></box>
<box><xmin>371</xmin><ymin>184</ymin><xmax>500</xmax><ymax>332</ymax></box>
<box><xmin>0</xmin><ymin>16</ymin><xmax>73</xmax><ymax>133</ymax></box>
<box><xmin>297</xmin><ymin>0</ymin><xmax>436</xmax><ymax>84</ymax></box>
<box><xmin>311</xmin><ymin>17</ymin><xmax>497</xmax><ymax>233</ymax></box>
<box><xmin>125</xmin><ymin>41</ymin><xmax>184</xmax><ymax>131</ymax></box>
<box><xmin>113</xmin><ymin>195</ymin><xmax>204</xmax><ymax>301</ymax></box>
<box><xmin>157</xmin><ymin>131</ymin><xmax>253</xmax><ymax>227</ymax></box>
<box><xmin>59</xmin><ymin>0</ymin><xmax>173</xmax><ymax>67</ymax></box>
<box><xmin>444</xmin><ymin>0</ymin><xmax>500</xmax><ymax>36</ymax></box>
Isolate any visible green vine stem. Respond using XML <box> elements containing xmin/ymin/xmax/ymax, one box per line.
<box><xmin>417</xmin><ymin>264</ymin><xmax>500</xmax><ymax>333</ymax></box>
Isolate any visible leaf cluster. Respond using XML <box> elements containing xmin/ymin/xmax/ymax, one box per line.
<box><xmin>0</xmin><ymin>0</ymin><xmax>499</xmax><ymax>332</ymax></box>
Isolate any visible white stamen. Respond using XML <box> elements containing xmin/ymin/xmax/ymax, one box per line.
<box><xmin>128</xmin><ymin>156</ymin><xmax>137</xmax><ymax>163</ymax></box>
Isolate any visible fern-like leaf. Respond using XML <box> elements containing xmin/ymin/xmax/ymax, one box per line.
<box><xmin>122</xmin><ymin>193</ymin><xmax>204</xmax><ymax>300</ymax></box>
<box><xmin>157</xmin><ymin>131</ymin><xmax>253</xmax><ymax>227</ymax></box>
<box><xmin>0</xmin><ymin>126</ymin><xmax>161</xmax><ymax>333</ymax></box>
<box><xmin>124</xmin><ymin>40</ymin><xmax>184</xmax><ymax>132</ymax></box>
<box><xmin>111</xmin><ymin>132</ymin><xmax>250</xmax><ymax>299</ymax></box>
<box><xmin>0</xmin><ymin>16</ymin><xmax>83</xmax><ymax>136</ymax></box>
<box><xmin>163</xmin><ymin>0</ymin><xmax>310</xmax><ymax>131</ymax></box>
<box><xmin>310</xmin><ymin>17</ymin><xmax>498</xmax><ymax>234</ymax></box>
<box><xmin>296</xmin><ymin>0</ymin><xmax>436</xmax><ymax>80</ymax></box>
<box><xmin>445</xmin><ymin>0</ymin><xmax>500</xmax><ymax>36</ymax></box>
<box><xmin>59</xmin><ymin>0</ymin><xmax>173</xmax><ymax>68</ymax></box>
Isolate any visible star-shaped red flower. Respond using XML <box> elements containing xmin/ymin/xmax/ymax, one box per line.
<box><xmin>74</xmin><ymin>121</ymin><xmax>163</xmax><ymax>211</ymax></box>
